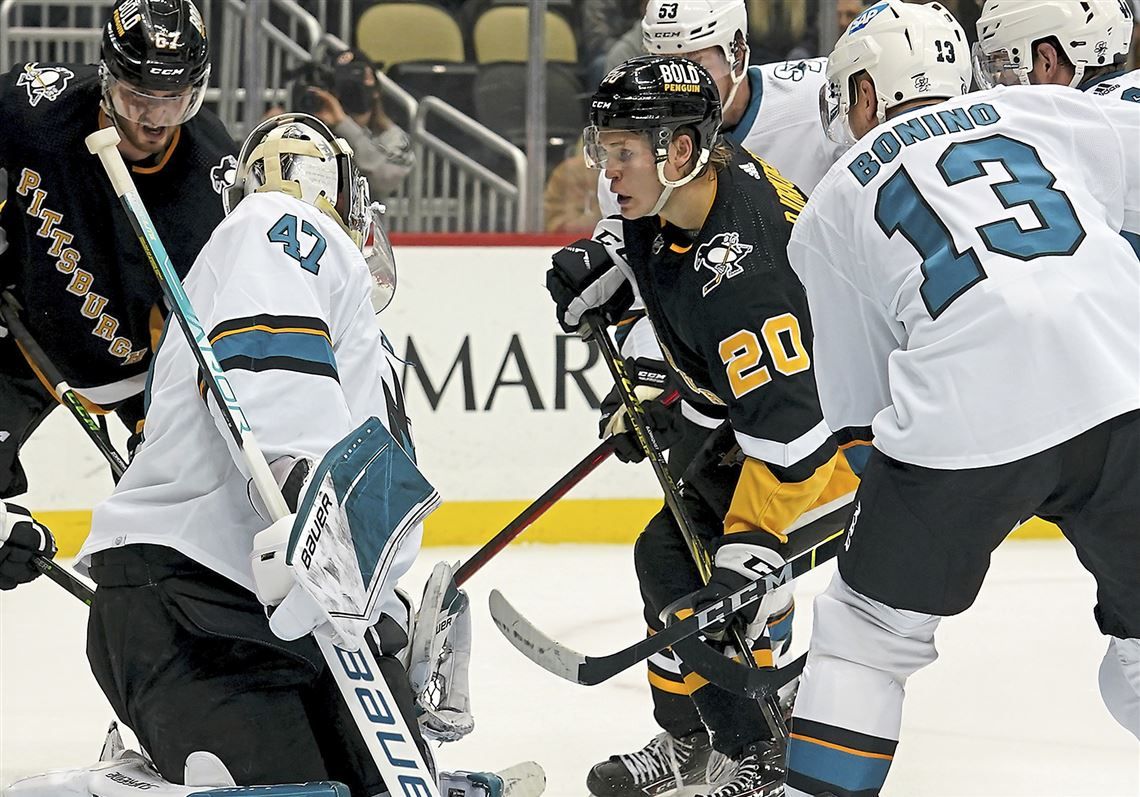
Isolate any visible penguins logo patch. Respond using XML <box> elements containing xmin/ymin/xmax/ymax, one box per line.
<box><xmin>695</xmin><ymin>232</ymin><xmax>752</xmax><ymax>297</ymax></box>
<box><xmin>210</xmin><ymin>155</ymin><xmax>238</xmax><ymax>194</ymax></box>
<box><xmin>17</xmin><ymin>63</ymin><xmax>75</xmax><ymax>106</ymax></box>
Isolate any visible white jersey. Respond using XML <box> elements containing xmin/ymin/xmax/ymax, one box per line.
<box><xmin>789</xmin><ymin>85</ymin><xmax>1140</xmax><ymax>470</ymax></box>
<box><xmin>1084</xmin><ymin>68</ymin><xmax>1140</xmax><ymax>250</ymax></box>
<box><xmin>78</xmin><ymin>192</ymin><xmax>420</xmax><ymax>617</ymax></box>
<box><xmin>597</xmin><ymin>58</ymin><xmax>845</xmax><ymax>217</ymax></box>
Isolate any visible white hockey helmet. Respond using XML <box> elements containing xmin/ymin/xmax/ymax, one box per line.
<box><xmin>642</xmin><ymin>0</ymin><xmax>750</xmax><ymax>111</ymax></box>
<box><xmin>973</xmin><ymin>0</ymin><xmax>1134</xmax><ymax>89</ymax></box>
<box><xmin>224</xmin><ymin>112</ymin><xmax>372</xmax><ymax>250</ymax></box>
<box><xmin>821</xmin><ymin>1</ymin><xmax>971</xmax><ymax>147</ymax></box>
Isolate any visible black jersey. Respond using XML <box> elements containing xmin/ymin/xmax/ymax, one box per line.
<box><xmin>622</xmin><ymin>148</ymin><xmax>849</xmax><ymax>539</ymax></box>
<box><xmin>0</xmin><ymin>62</ymin><xmax>237</xmax><ymax>405</ymax></box>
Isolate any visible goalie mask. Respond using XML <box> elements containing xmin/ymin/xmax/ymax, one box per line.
<box><xmin>821</xmin><ymin>1</ymin><xmax>971</xmax><ymax>148</ymax></box>
<box><xmin>973</xmin><ymin>0</ymin><xmax>1133</xmax><ymax>89</ymax></box>
<box><xmin>224</xmin><ymin>113</ymin><xmax>373</xmax><ymax>251</ymax></box>
<box><xmin>585</xmin><ymin>55</ymin><xmax>722</xmax><ymax>216</ymax></box>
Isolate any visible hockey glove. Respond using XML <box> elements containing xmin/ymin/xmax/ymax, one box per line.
<box><xmin>598</xmin><ymin>360</ymin><xmax>682</xmax><ymax>463</ymax></box>
<box><xmin>0</xmin><ymin>500</ymin><xmax>56</xmax><ymax>590</ymax></box>
<box><xmin>546</xmin><ymin>238</ymin><xmax>633</xmax><ymax>337</ymax></box>
<box><xmin>665</xmin><ymin>536</ymin><xmax>787</xmax><ymax>641</ymax></box>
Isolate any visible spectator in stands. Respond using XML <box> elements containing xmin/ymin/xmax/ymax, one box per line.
<box><xmin>583</xmin><ymin>0</ymin><xmax>644</xmax><ymax>86</ymax></box>
<box><xmin>298</xmin><ymin>49</ymin><xmax>415</xmax><ymax>200</ymax></box>
<box><xmin>786</xmin><ymin>0</ymin><xmax>869</xmax><ymax>60</ymax></box>
<box><xmin>544</xmin><ymin>137</ymin><xmax>601</xmax><ymax>234</ymax></box>
<box><xmin>602</xmin><ymin>0</ymin><xmax>650</xmax><ymax>74</ymax></box>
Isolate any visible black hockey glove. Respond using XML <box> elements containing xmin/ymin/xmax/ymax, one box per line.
<box><xmin>546</xmin><ymin>238</ymin><xmax>633</xmax><ymax>337</ymax></box>
<box><xmin>664</xmin><ymin>534</ymin><xmax>787</xmax><ymax>640</ymax></box>
<box><xmin>0</xmin><ymin>501</ymin><xmax>56</xmax><ymax>590</ymax></box>
<box><xmin>598</xmin><ymin>358</ymin><xmax>682</xmax><ymax>463</ymax></box>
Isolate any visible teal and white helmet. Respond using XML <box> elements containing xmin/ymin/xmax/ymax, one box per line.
<box><xmin>973</xmin><ymin>0</ymin><xmax>1134</xmax><ymax>89</ymax></box>
<box><xmin>821</xmin><ymin>1</ymin><xmax>971</xmax><ymax>147</ymax></box>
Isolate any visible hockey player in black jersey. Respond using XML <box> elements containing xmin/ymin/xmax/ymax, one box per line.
<box><xmin>547</xmin><ymin>56</ymin><xmax>859</xmax><ymax>797</ymax></box>
<box><xmin>0</xmin><ymin>0</ymin><xmax>235</xmax><ymax>579</ymax></box>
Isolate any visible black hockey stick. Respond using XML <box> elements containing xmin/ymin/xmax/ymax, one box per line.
<box><xmin>489</xmin><ymin>524</ymin><xmax>842</xmax><ymax>687</ymax></box>
<box><xmin>32</xmin><ymin>556</ymin><xmax>95</xmax><ymax>606</ymax></box>
<box><xmin>0</xmin><ymin>292</ymin><xmax>129</xmax><ymax>481</ymax></box>
<box><xmin>581</xmin><ymin>312</ymin><xmax>787</xmax><ymax>738</ymax></box>
<box><xmin>453</xmin><ymin>390</ymin><xmax>679</xmax><ymax>587</ymax></box>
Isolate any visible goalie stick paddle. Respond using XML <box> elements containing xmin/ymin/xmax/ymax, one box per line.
<box><xmin>489</xmin><ymin>526</ymin><xmax>842</xmax><ymax>688</ymax></box>
<box><xmin>86</xmin><ymin>128</ymin><xmax>441</xmax><ymax>796</ymax></box>
<box><xmin>453</xmin><ymin>390</ymin><xmax>678</xmax><ymax>587</ymax></box>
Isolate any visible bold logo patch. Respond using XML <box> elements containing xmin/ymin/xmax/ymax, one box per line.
<box><xmin>772</xmin><ymin>59</ymin><xmax>823</xmax><ymax>82</ymax></box>
<box><xmin>848</xmin><ymin>2</ymin><xmax>890</xmax><ymax>33</ymax></box>
<box><xmin>695</xmin><ymin>232</ymin><xmax>751</xmax><ymax>296</ymax></box>
<box><xmin>211</xmin><ymin>154</ymin><xmax>237</xmax><ymax>193</ymax></box>
<box><xmin>17</xmin><ymin>63</ymin><xmax>75</xmax><ymax>106</ymax></box>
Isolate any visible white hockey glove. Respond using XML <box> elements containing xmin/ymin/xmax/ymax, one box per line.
<box><xmin>408</xmin><ymin>560</ymin><xmax>475</xmax><ymax>742</ymax></box>
<box><xmin>0</xmin><ymin>500</ymin><xmax>56</xmax><ymax>590</ymax></box>
<box><xmin>665</xmin><ymin>538</ymin><xmax>788</xmax><ymax>643</ymax></box>
<box><xmin>546</xmin><ymin>238</ymin><xmax>633</xmax><ymax>337</ymax></box>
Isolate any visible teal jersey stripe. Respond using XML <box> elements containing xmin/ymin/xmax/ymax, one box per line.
<box><xmin>212</xmin><ymin>328</ymin><xmax>337</xmax><ymax>378</ymax></box>
<box><xmin>788</xmin><ymin>736</ymin><xmax>893</xmax><ymax>793</ymax></box>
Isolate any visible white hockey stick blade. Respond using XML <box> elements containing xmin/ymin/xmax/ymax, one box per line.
<box><xmin>488</xmin><ymin>590</ymin><xmax>585</xmax><ymax>682</ymax></box>
<box><xmin>499</xmin><ymin>762</ymin><xmax>546</xmax><ymax>797</ymax></box>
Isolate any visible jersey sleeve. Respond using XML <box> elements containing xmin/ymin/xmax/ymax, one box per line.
<box><xmin>190</xmin><ymin>195</ymin><xmax>361</xmax><ymax>487</ymax></box>
<box><xmin>788</xmin><ymin>196</ymin><xmax>902</xmax><ymax>447</ymax></box>
<box><xmin>1098</xmin><ymin>97</ymin><xmax>1140</xmax><ymax>238</ymax></box>
<box><xmin>691</xmin><ymin>247</ymin><xmax>840</xmax><ymax>541</ymax></box>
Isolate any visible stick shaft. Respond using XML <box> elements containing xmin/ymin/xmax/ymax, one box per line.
<box><xmin>0</xmin><ymin>294</ymin><xmax>128</xmax><ymax>481</ymax></box>
<box><xmin>85</xmin><ymin>128</ymin><xmax>288</xmax><ymax>521</ymax></box>
<box><xmin>584</xmin><ymin>314</ymin><xmax>788</xmax><ymax>740</ymax></box>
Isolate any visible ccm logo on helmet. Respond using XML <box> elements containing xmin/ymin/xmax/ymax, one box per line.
<box><xmin>658</xmin><ymin>62</ymin><xmax>703</xmax><ymax>93</ymax></box>
<box><xmin>148</xmin><ymin>66</ymin><xmax>186</xmax><ymax>76</ymax></box>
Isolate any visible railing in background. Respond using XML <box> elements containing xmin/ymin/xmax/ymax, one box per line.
<box><xmin>0</xmin><ymin>0</ymin><xmax>529</xmax><ymax>232</ymax></box>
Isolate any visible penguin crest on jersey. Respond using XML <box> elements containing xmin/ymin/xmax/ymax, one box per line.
<box><xmin>695</xmin><ymin>231</ymin><xmax>751</xmax><ymax>296</ymax></box>
<box><xmin>17</xmin><ymin>63</ymin><xmax>75</xmax><ymax>106</ymax></box>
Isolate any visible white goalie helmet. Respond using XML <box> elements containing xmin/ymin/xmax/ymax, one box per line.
<box><xmin>973</xmin><ymin>0</ymin><xmax>1134</xmax><ymax>89</ymax></box>
<box><xmin>225</xmin><ymin>113</ymin><xmax>396</xmax><ymax>313</ymax></box>
<box><xmin>821</xmin><ymin>1</ymin><xmax>971</xmax><ymax>147</ymax></box>
<box><xmin>642</xmin><ymin>0</ymin><xmax>750</xmax><ymax>111</ymax></box>
<box><xmin>225</xmin><ymin>112</ymin><xmax>371</xmax><ymax>248</ymax></box>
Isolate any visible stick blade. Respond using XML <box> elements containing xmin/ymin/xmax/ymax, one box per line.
<box><xmin>488</xmin><ymin>589</ymin><xmax>588</xmax><ymax>683</ymax></box>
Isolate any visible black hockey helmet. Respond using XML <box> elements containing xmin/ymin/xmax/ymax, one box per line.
<box><xmin>102</xmin><ymin>0</ymin><xmax>209</xmax><ymax>89</ymax></box>
<box><xmin>584</xmin><ymin>55</ymin><xmax>722</xmax><ymax>189</ymax></box>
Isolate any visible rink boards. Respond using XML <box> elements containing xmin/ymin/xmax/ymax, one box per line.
<box><xmin>19</xmin><ymin>239</ymin><xmax>1063</xmax><ymax>555</ymax></box>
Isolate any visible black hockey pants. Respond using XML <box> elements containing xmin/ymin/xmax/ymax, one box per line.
<box><xmin>635</xmin><ymin>419</ymin><xmax>776</xmax><ymax>758</ymax></box>
<box><xmin>87</xmin><ymin>544</ymin><xmax>427</xmax><ymax>795</ymax></box>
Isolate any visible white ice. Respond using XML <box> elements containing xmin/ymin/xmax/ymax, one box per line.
<box><xmin>1</xmin><ymin>541</ymin><xmax>1137</xmax><ymax>796</ymax></box>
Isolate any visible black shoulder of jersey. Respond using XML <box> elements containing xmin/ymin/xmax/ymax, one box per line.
<box><xmin>0</xmin><ymin>63</ymin><xmax>100</xmax><ymax>158</ymax></box>
<box><xmin>182</xmin><ymin>105</ymin><xmax>239</xmax><ymax>160</ymax></box>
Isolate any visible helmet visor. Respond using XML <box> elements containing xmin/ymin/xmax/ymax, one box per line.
<box><xmin>819</xmin><ymin>80</ymin><xmax>856</xmax><ymax>148</ymax></box>
<box><xmin>971</xmin><ymin>42</ymin><xmax>1024</xmax><ymax>90</ymax></box>
<box><xmin>363</xmin><ymin>202</ymin><xmax>396</xmax><ymax>314</ymax></box>
<box><xmin>583</xmin><ymin>126</ymin><xmax>654</xmax><ymax>172</ymax></box>
<box><xmin>103</xmin><ymin>66</ymin><xmax>206</xmax><ymax>127</ymax></box>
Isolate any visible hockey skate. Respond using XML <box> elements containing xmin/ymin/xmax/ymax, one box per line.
<box><xmin>697</xmin><ymin>741</ymin><xmax>785</xmax><ymax>797</ymax></box>
<box><xmin>586</xmin><ymin>730</ymin><xmax>714</xmax><ymax>797</ymax></box>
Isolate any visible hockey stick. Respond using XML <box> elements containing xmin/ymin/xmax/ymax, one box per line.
<box><xmin>489</xmin><ymin>524</ymin><xmax>842</xmax><ymax>687</ymax></box>
<box><xmin>0</xmin><ymin>292</ymin><xmax>128</xmax><ymax>481</ymax></box>
<box><xmin>453</xmin><ymin>389</ymin><xmax>679</xmax><ymax>587</ymax></box>
<box><xmin>85</xmin><ymin>128</ymin><xmax>440</xmax><ymax>795</ymax></box>
<box><xmin>583</xmin><ymin>312</ymin><xmax>788</xmax><ymax>739</ymax></box>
